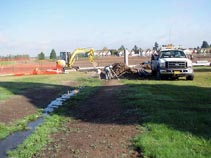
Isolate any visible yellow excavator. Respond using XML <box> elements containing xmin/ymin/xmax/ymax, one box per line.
<box><xmin>56</xmin><ymin>48</ymin><xmax>95</xmax><ymax>72</ymax></box>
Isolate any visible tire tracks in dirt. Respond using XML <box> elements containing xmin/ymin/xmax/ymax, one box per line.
<box><xmin>35</xmin><ymin>80</ymin><xmax>141</xmax><ymax>158</ymax></box>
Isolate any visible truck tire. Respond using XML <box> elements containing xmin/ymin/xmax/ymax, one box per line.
<box><xmin>186</xmin><ymin>74</ymin><xmax>194</xmax><ymax>80</ymax></box>
<box><xmin>151</xmin><ymin>70</ymin><xmax>157</xmax><ymax>76</ymax></box>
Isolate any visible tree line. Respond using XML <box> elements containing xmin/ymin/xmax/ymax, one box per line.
<box><xmin>37</xmin><ymin>49</ymin><xmax>57</xmax><ymax>60</ymax></box>
<box><xmin>30</xmin><ymin>40</ymin><xmax>211</xmax><ymax>60</ymax></box>
<box><xmin>1</xmin><ymin>40</ymin><xmax>210</xmax><ymax>60</ymax></box>
<box><xmin>0</xmin><ymin>54</ymin><xmax>30</xmax><ymax>61</ymax></box>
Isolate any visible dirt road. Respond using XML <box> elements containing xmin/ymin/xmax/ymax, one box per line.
<box><xmin>34</xmin><ymin>80</ymin><xmax>141</xmax><ymax>158</ymax></box>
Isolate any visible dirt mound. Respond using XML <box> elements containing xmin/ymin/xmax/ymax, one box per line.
<box><xmin>111</xmin><ymin>63</ymin><xmax>137</xmax><ymax>77</ymax></box>
<box><xmin>104</xmin><ymin>62</ymin><xmax>150</xmax><ymax>79</ymax></box>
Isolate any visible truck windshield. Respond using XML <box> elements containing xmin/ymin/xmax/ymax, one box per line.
<box><xmin>159</xmin><ymin>50</ymin><xmax>186</xmax><ymax>58</ymax></box>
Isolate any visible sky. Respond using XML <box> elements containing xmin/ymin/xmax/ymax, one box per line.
<box><xmin>0</xmin><ymin>0</ymin><xmax>211</xmax><ymax>57</ymax></box>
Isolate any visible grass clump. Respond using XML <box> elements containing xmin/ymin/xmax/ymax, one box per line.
<box><xmin>7</xmin><ymin>114</ymin><xmax>67</xmax><ymax>158</ymax></box>
<box><xmin>134</xmin><ymin>124</ymin><xmax>211</xmax><ymax>158</ymax></box>
<box><xmin>0</xmin><ymin>111</ymin><xmax>42</xmax><ymax>140</ymax></box>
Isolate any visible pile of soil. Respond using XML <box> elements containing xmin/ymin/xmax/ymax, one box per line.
<box><xmin>111</xmin><ymin>63</ymin><xmax>137</xmax><ymax>77</ymax></box>
<box><xmin>103</xmin><ymin>62</ymin><xmax>148</xmax><ymax>80</ymax></box>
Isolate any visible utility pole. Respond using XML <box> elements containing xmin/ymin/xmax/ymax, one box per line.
<box><xmin>124</xmin><ymin>48</ymin><xmax>128</xmax><ymax>66</ymax></box>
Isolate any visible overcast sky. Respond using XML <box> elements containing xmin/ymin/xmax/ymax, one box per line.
<box><xmin>0</xmin><ymin>0</ymin><xmax>211</xmax><ymax>57</ymax></box>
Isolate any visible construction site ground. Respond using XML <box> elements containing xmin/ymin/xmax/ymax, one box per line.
<box><xmin>0</xmin><ymin>88</ymin><xmax>63</xmax><ymax>124</ymax></box>
<box><xmin>34</xmin><ymin>79</ymin><xmax>141</xmax><ymax>158</ymax></box>
<box><xmin>0</xmin><ymin>55</ymin><xmax>211</xmax><ymax>157</ymax></box>
<box><xmin>0</xmin><ymin>79</ymin><xmax>141</xmax><ymax>158</ymax></box>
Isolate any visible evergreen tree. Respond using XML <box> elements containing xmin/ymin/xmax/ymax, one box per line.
<box><xmin>201</xmin><ymin>41</ymin><xmax>209</xmax><ymax>48</ymax></box>
<box><xmin>133</xmin><ymin>45</ymin><xmax>139</xmax><ymax>54</ymax></box>
<box><xmin>50</xmin><ymin>49</ymin><xmax>57</xmax><ymax>59</ymax></box>
<box><xmin>153</xmin><ymin>42</ymin><xmax>159</xmax><ymax>51</ymax></box>
<box><xmin>118</xmin><ymin>45</ymin><xmax>125</xmax><ymax>51</ymax></box>
<box><xmin>38</xmin><ymin>52</ymin><xmax>45</xmax><ymax>60</ymax></box>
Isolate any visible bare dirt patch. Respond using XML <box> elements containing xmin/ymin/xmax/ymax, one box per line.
<box><xmin>34</xmin><ymin>80</ymin><xmax>142</xmax><ymax>158</ymax></box>
<box><xmin>0</xmin><ymin>88</ymin><xmax>63</xmax><ymax>124</ymax></box>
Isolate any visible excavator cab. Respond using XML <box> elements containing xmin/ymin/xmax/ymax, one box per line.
<box><xmin>59</xmin><ymin>52</ymin><xmax>71</xmax><ymax>64</ymax></box>
<box><xmin>56</xmin><ymin>52</ymin><xmax>71</xmax><ymax>71</ymax></box>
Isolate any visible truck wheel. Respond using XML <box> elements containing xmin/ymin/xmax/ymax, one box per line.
<box><xmin>151</xmin><ymin>70</ymin><xmax>157</xmax><ymax>76</ymax></box>
<box><xmin>186</xmin><ymin>75</ymin><xmax>194</xmax><ymax>80</ymax></box>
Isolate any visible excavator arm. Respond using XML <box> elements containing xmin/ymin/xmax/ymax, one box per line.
<box><xmin>68</xmin><ymin>48</ymin><xmax>94</xmax><ymax>67</ymax></box>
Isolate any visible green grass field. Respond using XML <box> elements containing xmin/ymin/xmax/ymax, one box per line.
<box><xmin>0</xmin><ymin>72</ymin><xmax>100</xmax><ymax>101</ymax></box>
<box><xmin>0</xmin><ymin>61</ymin><xmax>16</xmax><ymax>66</ymax></box>
<box><xmin>120</xmin><ymin>67</ymin><xmax>211</xmax><ymax>158</ymax></box>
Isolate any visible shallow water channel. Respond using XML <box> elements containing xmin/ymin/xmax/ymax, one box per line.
<box><xmin>0</xmin><ymin>89</ymin><xmax>80</xmax><ymax>158</ymax></box>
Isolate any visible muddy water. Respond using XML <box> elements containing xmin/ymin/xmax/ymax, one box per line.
<box><xmin>0</xmin><ymin>89</ymin><xmax>80</xmax><ymax>158</ymax></box>
<box><xmin>0</xmin><ymin>118</ymin><xmax>44</xmax><ymax>158</ymax></box>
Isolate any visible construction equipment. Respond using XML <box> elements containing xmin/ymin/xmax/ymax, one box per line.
<box><xmin>57</xmin><ymin>48</ymin><xmax>95</xmax><ymax>71</ymax></box>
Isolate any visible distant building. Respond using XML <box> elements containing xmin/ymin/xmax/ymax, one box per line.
<box><xmin>94</xmin><ymin>50</ymin><xmax>112</xmax><ymax>56</ymax></box>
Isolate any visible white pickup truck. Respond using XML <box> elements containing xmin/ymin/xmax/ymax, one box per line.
<box><xmin>151</xmin><ymin>49</ymin><xmax>194</xmax><ymax>80</ymax></box>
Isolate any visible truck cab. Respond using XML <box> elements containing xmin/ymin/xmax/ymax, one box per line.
<box><xmin>151</xmin><ymin>49</ymin><xmax>194</xmax><ymax>80</ymax></box>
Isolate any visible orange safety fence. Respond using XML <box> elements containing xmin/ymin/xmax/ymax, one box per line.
<box><xmin>0</xmin><ymin>60</ymin><xmax>57</xmax><ymax>76</ymax></box>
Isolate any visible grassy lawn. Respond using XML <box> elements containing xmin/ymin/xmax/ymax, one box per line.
<box><xmin>0</xmin><ymin>61</ymin><xmax>16</xmax><ymax>66</ymax></box>
<box><xmin>0</xmin><ymin>72</ymin><xmax>98</xmax><ymax>101</ymax></box>
<box><xmin>120</xmin><ymin>67</ymin><xmax>211</xmax><ymax>158</ymax></box>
